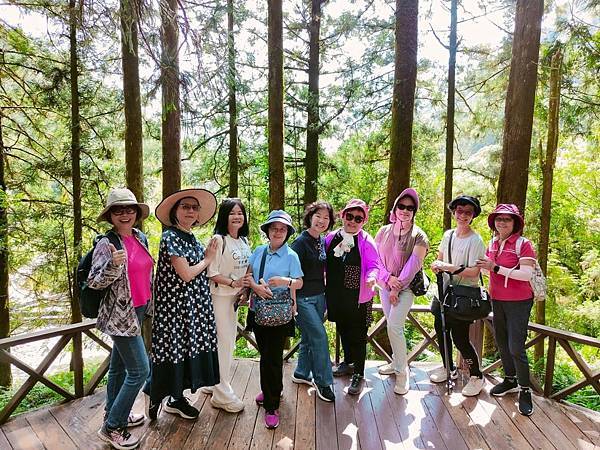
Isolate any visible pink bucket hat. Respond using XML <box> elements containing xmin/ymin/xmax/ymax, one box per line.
<box><xmin>389</xmin><ymin>187</ymin><xmax>420</xmax><ymax>223</ymax></box>
<box><xmin>487</xmin><ymin>203</ymin><xmax>524</xmax><ymax>234</ymax></box>
<box><xmin>340</xmin><ymin>199</ymin><xmax>370</xmax><ymax>223</ymax></box>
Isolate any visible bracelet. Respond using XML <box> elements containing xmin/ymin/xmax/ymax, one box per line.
<box><xmin>288</xmin><ymin>278</ymin><xmax>293</xmax><ymax>288</ymax></box>
<box><xmin>229</xmin><ymin>279</ymin><xmax>235</xmax><ymax>287</ymax></box>
<box><xmin>493</xmin><ymin>265</ymin><xmax>500</xmax><ymax>274</ymax></box>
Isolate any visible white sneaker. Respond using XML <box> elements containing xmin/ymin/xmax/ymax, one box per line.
<box><xmin>394</xmin><ymin>368</ymin><xmax>410</xmax><ymax>395</ymax></box>
<box><xmin>378</xmin><ymin>363</ymin><xmax>396</xmax><ymax>375</ymax></box>
<box><xmin>429</xmin><ymin>366</ymin><xmax>458</xmax><ymax>383</ymax></box>
<box><xmin>211</xmin><ymin>396</ymin><xmax>245</xmax><ymax>413</ymax></box>
<box><xmin>200</xmin><ymin>386</ymin><xmax>214</xmax><ymax>395</ymax></box>
<box><xmin>462</xmin><ymin>376</ymin><xmax>485</xmax><ymax>397</ymax></box>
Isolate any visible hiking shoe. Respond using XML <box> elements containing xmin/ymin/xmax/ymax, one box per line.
<box><xmin>462</xmin><ymin>376</ymin><xmax>485</xmax><ymax>397</ymax></box>
<box><xmin>97</xmin><ymin>424</ymin><xmax>140</xmax><ymax>449</ymax></box>
<box><xmin>211</xmin><ymin>396</ymin><xmax>245</xmax><ymax>413</ymax></box>
<box><xmin>127</xmin><ymin>413</ymin><xmax>145</xmax><ymax>428</ymax></box>
<box><xmin>378</xmin><ymin>363</ymin><xmax>396</xmax><ymax>375</ymax></box>
<box><xmin>429</xmin><ymin>366</ymin><xmax>458</xmax><ymax>383</ymax></box>
<box><xmin>518</xmin><ymin>387</ymin><xmax>534</xmax><ymax>416</ymax></box>
<box><xmin>144</xmin><ymin>393</ymin><xmax>161</xmax><ymax>421</ymax></box>
<box><xmin>347</xmin><ymin>374</ymin><xmax>363</xmax><ymax>395</ymax></box>
<box><xmin>394</xmin><ymin>368</ymin><xmax>409</xmax><ymax>395</ymax></box>
<box><xmin>265</xmin><ymin>410</ymin><xmax>280</xmax><ymax>429</ymax></box>
<box><xmin>163</xmin><ymin>396</ymin><xmax>199</xmax><ymax>419</ymax></box>
<box><xmin>312</xmin><ymin>380</ymin><xmax>335</xmax><ymax>402</ymax></box>
<box><xmin>200</xmin><ymin>386</ymin><xmax>214</xmax><ymax>395</ymax></box>
<box><xmin>333</xmin><ymin>362</ymin><xmax>354</xmax><ymax>377</ymax></box>
<box><xmin>490</xmin><ymin>377</ymin><xmax>519</xmax><ymax>396</ymax></box>
<box><xmin>291</xmin><ymin>373</ymin><xmax>313</xmax><ymax>386</ymax></box>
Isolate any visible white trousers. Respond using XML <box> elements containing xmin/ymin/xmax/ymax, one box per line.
<box><xmin>380</xmin><ymin>289</ymin><xmax>414</xmax><ymax>372</ymax></box>
<box><xmin>211</xmin><ymin>293</ymin><xmax>240</xmax><ymax>404</ymax></box>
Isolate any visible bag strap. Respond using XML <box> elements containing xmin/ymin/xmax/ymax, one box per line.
<box><xmin>257</xmin><ymin>247</ymin><xmax>268</xmax><ymax>280</ymax></box>
<box><xmin>105</xmin><ymin>230</ymin><xmax>122</xmax><ymax>250</ymax></box>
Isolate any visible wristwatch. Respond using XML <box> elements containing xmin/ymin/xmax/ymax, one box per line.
<box><xmin>288</xmin><ymin>278</ymin><xmax>293</xmax><ymax>287</ymax></box>
<box><xmin>493</xmin><ymin>265</ymin><xmax>500</xmax><ymax>274</ymax></box>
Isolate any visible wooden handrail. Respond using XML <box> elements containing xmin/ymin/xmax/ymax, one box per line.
<box><xmin>0</xmin><ymin>304</ymin><xmax>598</xmax><ymax>424</ymax></box>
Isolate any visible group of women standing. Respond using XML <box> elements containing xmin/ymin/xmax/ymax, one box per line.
<box><xmin>89</xmin><ymin>186</ymin><xmax>539</xmax><ymax>449</ymax></box>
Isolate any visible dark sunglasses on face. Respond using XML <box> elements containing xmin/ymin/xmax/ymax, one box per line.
<box><xmin>345</xmin><ymin>212</ymin><xmax>365</xmax><ymax>224</ymax></box>
<box><xmin>396</xmin><ymin>204</ymin><xmax>415</xmax><ymax>212</ymax></box>
<box><xmin>494</xmin><ymin>216</ymin><xmax>513</xmax><ymax>223</ymax></box>
<box><xmin>180</xmin><ymin>203</ymin><xmax>200</xmax><ymax>211</ymax></box>
<box><xmin>110</xmin><ymin>206</ymin><xmax>137</xmax><ymax>215</ymax></box>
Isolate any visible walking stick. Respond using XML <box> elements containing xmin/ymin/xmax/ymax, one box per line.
<box><xmin>436</xmin><ymin>272</ymin><xmax>454</xmax><ymax>395</ymax></box>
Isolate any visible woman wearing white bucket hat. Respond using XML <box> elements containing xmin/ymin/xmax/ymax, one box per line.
<box><xmin>143</xmin><ymin>189</ymin><xmax>220</xmax><ymax>423</ymax></box>
<box><xmin>90</xmin><ymin>188</ymin><xmax>153</xmax><ymax>450</ymax></box>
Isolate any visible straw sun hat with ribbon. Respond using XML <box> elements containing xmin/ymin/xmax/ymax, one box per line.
<box><xmin>97</xmin><ymin>188</ymin><xmax>150</xmax><ymax>222</ymax></box>
<box><xmin>155</xmin><ymin>188</ymin><xmax>217</xmax><ymax>227</ymax></box>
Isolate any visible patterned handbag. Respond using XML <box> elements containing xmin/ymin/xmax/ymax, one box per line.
<box><xmin>250</xmin><ymin>248</ymin><xmax>293</xmax><ymax>327</ymax></box>
<box><xmin>409</xmin><ymin>269</ymin><xmax>430</xmax><ymax>296</ymax></box>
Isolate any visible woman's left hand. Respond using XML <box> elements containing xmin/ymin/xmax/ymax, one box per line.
<box><xmin>388</xmin><ymin>275</ymin><xmax>402</xmax><ymax>290</ymax></box>
<box><xmin>268</xmin><ymin>276</ymin><xmax>290</xmax><ymax>288</ymax></box>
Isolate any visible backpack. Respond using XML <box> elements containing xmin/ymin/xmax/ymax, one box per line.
<box><xmin>77</xmin><ymin>231</ymin><xmax>122</xmax><ymax>319</ymax></box>
<box><xmin>515</xmin><ymin>237</ymin><xmax>547</xmax><ymax>302</ymax></box>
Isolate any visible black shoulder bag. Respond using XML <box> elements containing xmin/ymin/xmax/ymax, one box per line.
<box><xmin>442</xmin><ymin>231</ymin><xmax>491</xmax><ymax>322</ymax></box>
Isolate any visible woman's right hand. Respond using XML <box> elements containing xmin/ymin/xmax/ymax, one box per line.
<box><xmin>252</xmin><ymin>283</ymin><xmax>273</xmax><ymax>299</ymax></box>
<box><xmin>109</xmin><ymin>244</ymin><xmax>126</xmax><ymax>266</ymax></box>
<box><xmin>204</xmin><ymin>237</ymin><xmax>219</xmax><ymax>262</ymax></box>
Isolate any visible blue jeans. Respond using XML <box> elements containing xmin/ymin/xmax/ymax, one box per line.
<box><xmin>294</xmin><ymin>293</ymin><xmax>333</xmax><ymax>387</ymax></box>
<box><xmin>105</xmin><ymin>305</ymin><xmax>150</xmax><ymax>429</ymax></box>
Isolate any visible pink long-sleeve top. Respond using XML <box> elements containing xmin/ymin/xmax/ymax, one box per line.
<box><xmin>375</xmin><ymin>223</ymin><xmax>429</xmax><ymax>287</ymax></box>
<box><xmin>324</xmin><ymin>228</ymin><xmax>380</xmax><ymax>303</ymax></box>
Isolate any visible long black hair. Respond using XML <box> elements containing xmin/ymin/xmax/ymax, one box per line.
<box><xmin>213</xmin><ymin>198</ymin><xmax>249</xmax><ymax>237</ymax></box>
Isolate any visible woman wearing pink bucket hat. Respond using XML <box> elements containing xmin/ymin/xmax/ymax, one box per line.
<box><xmin>476</xmin><ymin>203</ymin><xmax>537</xmax><ymax>416</ymax></box>
<box><xmin>324</xmin><ymin>199</ymin><xmax>379</xmax><ymax>396</ymax></box>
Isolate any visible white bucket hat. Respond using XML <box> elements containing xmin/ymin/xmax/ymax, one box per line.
<box><xmin>97</xmin><ymin>188</ymin><xmax>150</xmax><ymax>222</ymax></box>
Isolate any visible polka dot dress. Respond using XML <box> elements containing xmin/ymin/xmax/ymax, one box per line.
<box><xmin>147</xmin><ymin>227</ymin><xmax>220</xmax><ymax>402</ymax></box>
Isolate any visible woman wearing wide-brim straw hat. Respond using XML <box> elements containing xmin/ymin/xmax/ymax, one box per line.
<box><xmin>143</xmin><ymin>188</ymin><xmax>221</xmax><ymax>422</ymax></box>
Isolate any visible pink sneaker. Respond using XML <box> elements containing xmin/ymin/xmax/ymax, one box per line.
<box><xmin>264</xmin><ymin>410</ymin><xmax>280</xmax><ymax>429</ymax></box>
<box><xmin>255</xmin><ymin>392</ymin><xmax>265</xmax><ymax>405</ymax></box>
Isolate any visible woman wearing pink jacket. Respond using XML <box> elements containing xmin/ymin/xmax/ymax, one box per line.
<box><xmin>325</xmin><ymin>199</ymin><xmax>379</xmax><ymax>396</ymax></box>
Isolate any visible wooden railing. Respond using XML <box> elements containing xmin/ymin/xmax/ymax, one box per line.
<box><xmin>0</xmin><ymin>304</ymin><xmax>598</xmax><ymax>424</ymax></box>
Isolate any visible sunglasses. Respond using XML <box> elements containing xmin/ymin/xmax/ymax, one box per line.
<box><xmin>344</xmin><ymin>212</ymin><xmax>365</xmax><ymax>224</ymax></box>
<box><xmin>494</xmin><ymin>216</ymin><xmax>514</xmax><ymax>223</ymax></box>
<box><xmin>179</xmin><ymin>203</ymin><xmax>200</xmax><ymax>211</ymax></box>
<box><xmin>110</xmin><ymin>206</ymin><xmax>137</xmax><ymax>215</ymax></box>
<box><xmin>396</xmin><ymin>204</ymin><xmax>415</xmax><ymax>212</ymax></box>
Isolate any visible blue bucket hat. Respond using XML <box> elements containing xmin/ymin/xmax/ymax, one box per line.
<box><xmin>260</xmin><ymin>210</ymin><xmax>296</xmax><ymax>238</ymax></box>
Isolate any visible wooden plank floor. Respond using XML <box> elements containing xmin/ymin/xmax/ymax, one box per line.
<box><xmin>1</xmin><ymin>360</ymin><xmax>598</xmax><ymax>449</ymax></box>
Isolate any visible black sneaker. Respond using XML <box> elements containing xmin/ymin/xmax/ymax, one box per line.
<box><xmin>333</xmin><ymin>362</ymin><xmax>354</xmax><ymax>377</ymax></box>
<box><xmin>518</xmin><ymin>387</ymin><xmax>534</xmax><ymax>416</ymax></box>
<box><xmin>312</xmin><ymin>381</ymin><xmax>335</xmax><ymax>402</ymax></box>
<box><xmin>163</xmin><ymin>396</ymin><xmax>199</xmax><ymax>420</ymax></box>
<box><xmin>490</xmin><ymin>377</ymin><xmax>519</xmax><ymax>396</ymax></box>
<box><xmin>347</xmin><ymin>374</ymin><xmax>363</xmax><ymax>395</ymax></box>
<box><xmin>144</xmin><ymin>393</ymin><xmax>161</xmax><ymax>421</ymax></box>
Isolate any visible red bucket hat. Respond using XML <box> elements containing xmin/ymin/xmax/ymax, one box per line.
<box><xmin>487</xmin><ymin>203</ymin><xmax>524</xmax><ymax>234</ymax></box>
<box><xmin>340</xmin><ymin>199</ymin><xmax>370</xmax><ymax>223</ymax></box>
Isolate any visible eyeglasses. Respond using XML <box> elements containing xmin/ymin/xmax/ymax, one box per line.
<box><xmin>179</xmin><ymin>203</ymin><xmax>200</xmax><ymax>211</ymax></box>
<box><xmin>454</xmin><ymin>208</ymin><xmax>474</xmax><ymax>217</ymax></box>
<box><xmin>494</xmin><ymin>216</ymin><xmax>514</xmax><ymax>223</ymax></box>
<box><xmin>396</xmin><ymin>204</ymin><xmax>415</xmax><ymax>212</ymax></box>
<box><xmin>344</xmin><ymin>212</ymin><xmax>365</xmax><ymax>224</ymax></box>
<box><xmin>110</xmin><ymin>206</ymin><xmax>137</xmax><ymax>215</ymax></box>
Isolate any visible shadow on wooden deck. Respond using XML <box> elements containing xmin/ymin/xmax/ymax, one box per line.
<box><xmin>0</xmin><ymin>360</ymin><xmax>598</xmax><ymax>449</ymax></box>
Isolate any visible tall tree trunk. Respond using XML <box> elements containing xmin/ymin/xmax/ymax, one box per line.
<box><xmin>69</xmin><ymin>0</ymin><xmax>82</xmax><ymax>323</ymax></box>
<box><xmin>385</xmin><ymin>0</ymin><xmax>418</xmax><ymax>219</ymax></box>
<box><xmin>161</xmin><ymin>0</ymin><xmax>181</xmax><ymax>198</ymax></box>
<box><xmin>535</xmin><ymin>46</ymin><xmax>562</xmax><ymax>361</ymax></box>
<box><xmin>0</xmin><ymin>114</ymin><xmax>12</xmax><ymax>388</ymax></box>
<box><xmin>69</xmin><ymin>0</ymin><xmax>84</xmax><ymax>397</ymax></box>
<box><xmin>304</xmin><ymin>0</ymin><xmax>322</xmax><ymax>207</ymax></box>
<box><xmin>227</xmin><ymin>0</ymin><xmax>239</xmax><ymax>198</ymax></box>
<box><xmin>268</xmin><ymin>0</ymin><xmax>284</xmax><ymax>210</ymax></box>
<box><xmin>496</xmin><ymin>0</ymin><xmax>544</xmax><ymax>212</ymax></box>
<box><xmin>442</xmin><ymin>0</ymin><xmax>457</xmax><ymax>231</ymax></box>
<box><xmin>121</xmin><ymin>0</ymin><xmax>144</xmax><ymax>206</ymax></box>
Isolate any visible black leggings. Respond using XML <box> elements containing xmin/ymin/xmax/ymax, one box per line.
<box><xmin>433</xmin><ymin>303</ymin><xmax>482</xmax><ymax>377</ymax></box>
<box><xmin>336</xmin><ymin>302</ymin><xmax>369</xmax><ymax>376</ymax></box>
